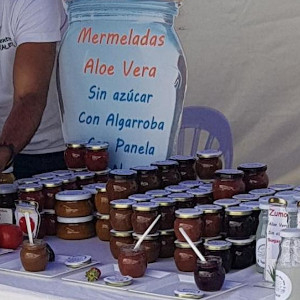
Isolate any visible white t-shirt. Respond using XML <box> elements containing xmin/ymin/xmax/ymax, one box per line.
<box><xmin>0</xmin><ymin>0</ymin><xmax>67</xmax><ymax>154</ymax></box>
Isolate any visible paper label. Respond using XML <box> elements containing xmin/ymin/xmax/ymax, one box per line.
<box><xmin>256</xmin><ymin>238</ymin><xmax>266</xmax><ymax>268</ymax></box>
<box><xmin>275</xmin><ymin>270</ymin><xmax>292</xmax><ymax>300</ymax></box>
<box><xmin>0</xmin><ymin>208</ymin><xmax>14</xmax><ymax>224</ymax></box>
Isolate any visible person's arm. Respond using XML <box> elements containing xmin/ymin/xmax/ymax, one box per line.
<box><xmin>0</xmin><ymin>42</ymin><xmax>56</xmax><ymax>171</ymax></box>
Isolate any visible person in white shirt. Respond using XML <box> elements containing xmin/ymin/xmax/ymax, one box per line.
<box><xmin>0</xmin><ymin>0</ymin><xmax>67</xmax><ymax>178</ymax></box>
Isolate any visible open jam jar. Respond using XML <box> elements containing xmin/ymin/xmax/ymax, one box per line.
<box><xmin>75</xmin><ymin>171</ymin><xmax>95</xmax><ymax>187</ymax></box>
<box><xmin>94</xmin><ymin>168</ymin><xmax>110</xmax><ymax>183</ymax></box>
<box><xmin>174</xmin><ymin>208</ymin><xmax>203</xmax><ymax>242</ymax></box>
<box><xmin>106</xmin><ymin>169</ymin><xmax>138</xmax><ymax>201</ymax></box>
<box><xmin>196</xmin><ymin>150</ymin><xmax>223</xmax><ymax>180</ymax></box>
<box><xmin>64</xmin><ymin>141</ymin><xmax>86</xmax><ymax>169</ymax></box>
<box><xmin>186</xmin><ymin>188</ymin><xmax>213</xmax><ymax>205</ymax></box>
<box><xmin>145</xmin><ymin>189</ymin><xmax>171</xmax><ymax>198</ymax></box>
<box><xmin>0</xmin><ymin>184</ymin><xmax>18</xmax><ymax>208</ymax></box>
<box><xmin>85</xmin><ymin>141</ymin><xmax>109</xmax><ymax>171</ymax></box>
<box><xmin>169</xmin><ymin>155</ymin><xmax>197</xmax><ymax>181</ymax></box>
<box><xmin>237</xmin><ymin>163</ymin><xmax>269</xmax><ymax>192</ymax></box>
<box><xmin>94</xmin><ymin>183</ymin><xmax>109</xmax><ymax>214</ymax></box>
<box><xmin>95</xmin><ymin>213</ymin><xmax>111</xmax><ymax>241</ymax></box>
<box><xmin>159</xmin><ymin>229</ymin><xmax>175</xmax><ymax>258</ymax></box>
<box><xmin>130</xmin><ymin>166</ymin><xmax>161</xmax><ymax>193</ymax></box>
<box><xmin>110</xmin><ymin>199</ymin><xmax>135</xmax><ymax>231</ymax></box>
<box><xmin>42</xmin><ymin>179</ymin><xmax>62</xmax><ymax>209</ymax></box>
<box><xmin>168</xmin><ymin>192</ymin><xmax>195</xmax><ymax>209</ymax></box>
<box><xmin>213</xmin><ymin>169</ymin><xmax>245</xmax><ymax>200</ymax></box>
<box><xmin>109</xmin><ymin>230</ymin><xmax>134</xmax><ymax>259</ymax></box>
<box><xmin>18</xmin><ymin>183</ymin><xmax>45</xmax><ymax>212</ymax></box>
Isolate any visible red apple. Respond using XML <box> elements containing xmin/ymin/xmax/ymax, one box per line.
<box><xmin>0</xmin><ymin>224</ymin><xmax>23</xmax><ymax>249</ymax></box>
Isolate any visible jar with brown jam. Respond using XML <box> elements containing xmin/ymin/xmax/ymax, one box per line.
<box><xmin>131</xmin><ymin>202</ymin><xmax>159</xmax><ymax>234</ymax></box>
<box><xmin>165</xmin><ymin>185</ymin><xmax>188</xmax><ymax>193</ymax></box>
<box><xmin>186</xmin><ymin>188</ymin><xmax>213</xmax><ymax>205</ymax></box>
<box><xmin>133</xmin><ymin>232</ymin><xmax>160</xmax><ymax>263</ymax></box>
<box><xmin>57</xmin><ymin>215</ymin><xmax>95</xmax><ymax>240</ymax></box>
<box><xmin>145</xmin><ymin>189</ymin><xmax>171</xmax><ymax>198</ymax></box>
<box><xmin>64</xmin><ymin>141</ymin><xmax>86</xmax><ymax>170</ymax></box>
<box><xmin>151</xmin><ymin>160</ymin><xmax>181</xmax><ymax>188</ymax></box>
<box><xmin>106</xmin><ymin>169</ymin><xmax>138</xmax><ymax>201</ymax></box>
<box><xmin>75</xmin><ymin>171</ymin><xmax>96</xmax><ymax>187</ymax></box>
<box><xmin>179</xmin><ymin>180</ymin><xmax>203</xmax><ymax>189</ymax></box>
<box><xmin>128</xmin><ymin>194</ymin><xmax>153</xmax><ymax>203</ymax></box>
<box><xmin>110</xmin><ymin>230</ymin><xmax>134</xmax><ymax>259</ymax></box>
<box><xmin>95</xmin><ymin>168</ymin><xmax>110</xmax><ymax>183</ymax></box>
<box><xmin>169</xmin><ymin>155</ymin><xmax>197</xmax><ymax>181</ymax></box>
<box><xmin>213</xmin><ymin>169</ymin><xmax>245</xmax><ymax>200</ymax></box>
<box><xmin>196</xmin><ymin>149</ymin><xmax>223</xmax><ymax>180</ymax></box>
<box><xmin>168</xmin><ymin>192</ymin><xmax>195</xmax><ymax>209</ymax></box>
<box><xmin>95</xmin><ymin>213</ymin><xmax>111</xmax><ymax>241</ymax></box>
<box><xmin>18</xmin><ymin>183</ymin><xmax>45</xmax><ymax>212</ymax></box>
<box><xmin>94</xmin><ymin>183</ymin><xmax>109</xmax><ymax>214</ymax></box>
<box><xmin>159</xmin><ymin>229</ymin><xmax>175</xmax><ymax>258</ymax></box>
<box><xmin>55</xmin><ymin>190</ymin><xmax>93</xmax><ymax>218</ymax></box>
<box><xmin>240</xmin><ymin>201</ymin><xmax>260</xmax><ymax>235</ymax></box>
<box><xmin>131</xmin><ymin>166</ymin><xmax>161</xmax><ymax>193</ymax></box>
<box><xmin>110</xmin><ymin>199</ymin><xmax>135</xmax><ymax>231</ymax></box>
<box><xmin>59</xmin><ymin>174</ymin><xmax>78</xmax><ymax>190</ymax></box>
<box><xmin>174</xmin><ymin>208</ymin><xmax>203</xmax><ymax>242</ymax></box>
<box><xmin>85</xmin><ymin>141</ymin><xmax>109</xmax><ymax>171</ymax></box>
<box><xmin>150</xmin><ymin>198</ymin><xmax>176</xmax><ymax>230</ymax></box>
<box><xmin>43</xmin><ymin>209</ymin><xmax>57</xmax><ymax>236</ymax></box>
<box><xmin>174</xmin><ymin>239</ymin><xmax>202</xmax><ymax>272</ymax></box>
<box><xmin>232</xmin><ymin>193</ymin><xmax>259</xmax><ymax>202</ymax></box>
<box><xmin>0</xmin><ymin>184</ymin><xmax>18</xmax><ymax>208</ymax></box>
<box><xmin>237</xmin><ymin>163</ymin><xmax>269</xmax><ymax>192</ymax></box>
<box><xmin>42</xmin><ymin>179</ymin><xmax>62</xmax><ymax>210</ymax></box>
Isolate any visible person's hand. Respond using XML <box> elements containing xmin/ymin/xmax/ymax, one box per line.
<box><xmin>0</xmin><ymin>146</ymin><xmax>13</xmax><ymax>172</ymax></box>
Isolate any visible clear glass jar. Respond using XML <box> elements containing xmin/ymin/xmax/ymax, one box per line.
<box><xmin>85</xmin><ymin>141</ymin><xmax>109</xmax><ymax>172</ymax></box>
<box><xmin>64</xmin><ymin>142</ymin><xmax>86</xmax><ymax>170</ymax></box>
<box><xmin>169</xmin><ymin>155</ymin><xmax>197</xmax><ymax>181</ymax></box>
<box><xmin>196</xmin><ymin>149</ymin><xmax>222</xmax><ymax>180</ymax></box>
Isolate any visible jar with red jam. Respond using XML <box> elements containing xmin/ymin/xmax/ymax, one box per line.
<box><xmin>106</xmin><ymin>169</ymin><xmax>138</xmax><ymax>201</ymax></box>
<box><xmin>240</xmin><ymin>201</ymin><xmax>260</xmax><ymax>235</ymax></box>
<box><xmin>109</xmin><ymin>229</ymin><xmax>134</xmax><ymax>259</ymax></box>
<box><xmin>94</xmin><ymin>183</ymin><xmax>109</xmax><ymax>214</ymax></box>
<box><xmin>133</xmin><ymin>232</ymin><xmax>160</xmax><ymax>263</ymax></box>
<box><xmin>196</xmin><ymin>149</ymin><xmax>223</xmax><ymax>180</ymax></box>
<box><xmin>110</xmin><ymin>199</ymin><xmax>135</xmax><ymax>231</ymax></box>
<box><xmin>42</xmin><ymin>179</ymin><xmax>62</xmax><ymax>210</ymax></box>
<box><xmin>179</xmin><ymin>180</ymin><xmax>203</xmax><ymax>189</ymax></box>
<box><xmin>169</xmin><ymin>155</ymin><xmax>197</xmax><ymax>181</ymax></box>
<box><xmin>64</xmin><ymin>141</ymin><xmax>86</xmax><ymax>170</ymax></box>
<box><xmin>43</xmin><ymin>209</ymin><xmax>57</xmax><ymax>236</ymax></box>
<box><xmin>168</xmin><ymin>192</ymin><xmax>195</xmax><ymax>209</ymax></box>
<box><xmin>237</xmin><ymin>163</ymin><xmax>269</xmax><ymax>192</ymax></box>
<box><xmin>131</xmin><ymin>202</ymin><xmax>159</xmax><ymax>234</ymax></box>
<box><xmin>159</xmin><ymin>229</ymin><xmax>175</xmax><ymax>258</ymax></box>
<box><xmin>128</xmin><ymin>194</ymin><xmax>153</xmax><ymax>203</ymax></box>
<box><xmin>96</xmin><ymin>213</ymin><xmax>111</xmax><ymax>241</ymax></box>
<box><xmin>131</xmin><ymin>166</ymin><xmax>161</xmax><ymax>193</ymax></box>
<box><xmin>145</xmin><ymin>189</ymin><xmax>171</xmax><ymax>198</ymax></box>
<box><xmin>0</xmin><ymin>184</ymin><xmax>18</xmax><ymax>208</ymax></box>
<box><xmin>232</xmin><ymin>193</ymin><xmax>259</xmax><ymax>202</ymax></box>
<box><xmin>151</xmin><ymin>160</ymin><xmax>181</xmax><ymax>188</ymax></box>
<box><xmin>75</xmin><ymin>171</ymin><xmax>96</xmax><ymax>187</ymax></box>
<box><xmin>18</xmin><ymin>183</ymin><xmax>45</xmax><ymax>212</ymax></box>
<box><xmin>165</xmin><ymin>185</ymin><xmax>188</xmax><ymax>193</ymax></box>
<box><xmin>60</xmin><ymin>175</ymin><xmax>78</xmax><ymax>190</ymax></box>
<box><xmin>95</xmin><ymin>168</ymin><xmax>110</xmax><ymax>183</ymax></box>
<box><xmin>174</xmin><ymin>208</ymin><xmax>203</xmax><ymax>242</ymax></box>
<box><xmin>213</xmin><ymin>169</ymin><xmax>245</xmax><ymax>200</ymax></box>
<box><xmin>85</xmin><ymin>141</ymin><xmax>109</xmax><ymax>171</ymax></box>
<box><xmin>186</xmin><ymin>188</ymin><xmax>213</xmax><ymax>205</ymax></box>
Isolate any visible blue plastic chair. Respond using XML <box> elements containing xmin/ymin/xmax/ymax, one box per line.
<box><xmin>177</xmin><ymin>106</ymin><xmax>233</xmax><ymax>168</ymax></box>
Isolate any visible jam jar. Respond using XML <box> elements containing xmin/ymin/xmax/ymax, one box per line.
<box><xmin>174</xmin><ymin>208</ymin><xmax>203</xmax><ymax>242</ymax></box>
<box><xmin>233</xmin><ymin>193</ymin><xmax>259</xmax><ymax>202</ymax></box>
<box><xmin>165</xmin><ymin>185</ymin><xmax>188</xmax><ymax>193</ymax></box>
<box><xmin>109</xmin><ymin>230</ymin><xmax>134</xmax><ymax>259</ymax></box>
<box><xmin>204</xmin><ymin>240</ymin><xmax>232</xmax><ymax>273</ymax></box>
<box><xmin>81</xmin><ymin>183</ymin><xmax>101</xmax><ymax>210</ymax></box>
<box><xmin>64</xmin><ymin>141</ymin><xmax>86</xmax><ymax>169</ymax></box>
<box><xmin>145</xmin><ymin>189</ymin><xmax>171</xmax><ymax>198</ymax></box>
<box><xmin>85</xmin><ymin>141</ymin><xmax>109</xmax><ymax>171</ymax></box>
<box><xmin>159</xmin><ymin>229</ymin><xmax>176</xmax><ymax>258</ymax></box>
<box><xmin>0</xmin><ymin>184</ymin><xmax>18</xmax><ymax>208</ymax></box>
<box><xmin>110</xmin><ymin>199</ymin><xmax>135</xmax><ymax>231</ymax></box>
<box><xmin>225</xmin><ymin>206</ymin><xmax>253</xmax><ymax>239</ymax></box>
<box><xmin>186</xmin><ymin>188</ymin><xmax>213</xmax><ymax>205</ymax></box>
<box><xmin>56</xmin><ymin>215</ymin><xmax>95</xmax><ymax>240</ymax></box>
<box><xmin>94</xmin><ymin>183</ymin><xmax>109</xmax><ymax>214</ymax></box>
<box><xmin>151</xmin><ymin>160</ymin><xmax>181</xmax><ymax>188</ymax></box>
<box><xmin>95</xmin><ymin>168</ymin><xmax>110</xmax><ymax>183</ymax></box>
<box><xmin>106</xmin><ymin>169</ymin><xmax>138</xmax><ymax>201</ymax></box>
<box><xmin>195</xmin><ymin>205</ymin><xmax>222</xmax><ymax>237</ymax></box>
<box><xmin>196</xmin><ymin>149</ymin><xmax>223</xmax><ymax>180</ymax></box>
<box><xmin>174</xmin><ymin>239</ymin><xmax>202</xmax><ymax>272</ymax></box>
<box><xmin>18</xmin><ymin>183</ymin><xmax>45</xmax><ymax>212</ymax></box>
<box><xmin>150</xmin><ymin>198</ymin><xmax>176</xmax><ymax>230</ymax></box>
<box><xmin>42</xmin><ymin>179</ymin><xmax>62</xmax><ymax>209</ymax></box>
<box><xmin>179</xmin><ymin>180</ymin><xmax>203</xmax><ymax>189</ymax></box>
<box><xmin>168</xmin><ymin>192</ymin><xmax>195</xmax><ymax>209</ymax></box>
<box><xmin>240</xmin><ymin>201</ymin><xmax>260</xmax><ymax>235</ymax></box>
<box><xmin>131</xmin><ymin>202</ymin><xmax>159</xmax><ymax>234</ymax></box>
<box><xmin>133</xmin><ymin>232</ymin><xmax>160</xmax><ymax>263</ymax></box>
<box><xmin>43</xmin><ymin>209</ymin><xmax>57</xmax><ymax>236</ymax></box>
<box><xmin>59</xmin><ymin>174</ymin><xmax>78</xmax><ymax>190</ymax></box>
<box><xmin>128</xmin><ymin>194</ymin><xmax>153</xmax><ymax>203</ymax></box>
<box><xmin>76</xmin><ymin>171</ymin><xmax>95</xmax><ymax>187</ymax></box>
<box><xmin>169</xmin><ymin>155</ymin><xmax>197</xmax><ymax>181</ymax></box>
<box><xmin>95</xmin><ymin>213</ymin><xmax>111</xmax><ymax>241</ymax></box>
<box><xmin>213</xmin><ymin>169</ymin><xmax>245</xmax><ymax>200</ymax></box>
<box><xmin>237</xmin><ymin>163</ymin><xmax>269</xmax><ymax>192</ymax></box>
<box><xmin>131</xmin><ymin>166</ymin><xmax>161</xmax><ymax>193</ymax></box>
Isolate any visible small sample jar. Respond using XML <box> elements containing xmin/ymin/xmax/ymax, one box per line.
<box><xmin>64</xmin><ymin>142</ymin><xmax>86</xmax><ymax>169</ymax></box>
<box><xmin>106</xmin><ymin>169</ymin><xmax>138</xmax><ymax>201</ymax></box>
<box><xmin>109</xmin><ymin>230</ymin><xmax>134</xmax><ymax>259</ymax></box>
<box><xmin>150</xmin><ymin>198</ymin><xmax>176</xmax><ymax>230</ymax></box>
<box><xmin>76</xmin><ymin>171</ymin><xmax>96</xmax><ymax>187</ymax></box>
<box><xmin>249</xmin><ymin>188</ymin><xmax>275</xmax><ymax>198</ymax></box>
<box><xmin>0</xmin><ymin>184</ymin><xmax>18</xmax><ymax>208</ymax></box>
<box><xmin>95</xmin><ymin>168</ymin><xmax>110</xmax><ymax>183</ymax></box>
<box><xmin>0</xmin><ymin>166</ymin><xmax>15</xmax><ymax>184</ymax></box>
<box><xmin>174</xmin><ymin>239</ymin><xmax>202</xmax><ymax>272</ymax></box>
<box><xmin>179</xmin><ymin>180</ymin><xmax>203</xmax><ymax>189</ymax></box>
<box><xmin>60</xmin><ymin>175</ymin><xmax>78</xmax><ymax>190</ymax></box>
<box><xmin>204</xmin><ymin>240</ymin><xmax>232</xmax><ymax>273</ymax></box>
<box><xmin>95</xmin><ymin>213</ymin><xmax>111</xmax><ymax>241</ymax></box>
<box><xmin>213</xmin><ymin>169</ymin><xmax>245</xmax><ymax>200</ymax></box>
<box><xmin>232</xmin><ymin>193</ymin><xmax>259</xmax><ymax>202</ymax></box>
<box><xmin>55</xmin><ymin>190</ymin><xmax>93</xmax><ymax>218</ymax></box>
<box><xmin>159</xmin><ymin>229</ymin><xmax>176</xmax><ymax>258</ymax></box>
<box><xmin>85</xmin><ymin>141</ymin><xmax>109</xmax><ymax>171</ymax></box>
<box><xmin>145</xmin><ymin>189</ymin><xmax>171</xmax><ymax>198</ymax></box>
<box><xmin>196</xmin><ymin>149</ymin><xmax>223</xmax><ymax>180</ymax></box>
<box><xmin>165</xmin><ymin>185</ymin><xmax>188</xmax><ymax>193</ymax></box>
<box><xmin>186</xmin><ymin>188</ymin><xmax>213</xmax><ymax>205</ymax></box>
<box><xmin>56</xmin><ymin>215</ymin><xmax>95</xmax><ymax>240</ymax></box>
<box><xmin>168</xmin><ymin>192</ymin><xmax>195</xmax><ymax>209</ymax></box>
<box><xmin>110</xmin><ymin>199</ymin><xmax>135</xmax><ymax>231</ymax></box>
<box><xmin>269</xmin><ymin>183</ymin><xmax>294</xmax><ymax>192</ymax></box>
<box><xmin>94</xmin><ymin>183</ymin><xmax>109</xmax><ymax>214</ymax></box>
<box><xmin>240</xmin><ymin>201</ymin><xmax>260</xmax><ymax>235</ymax></box>
<box><xmin>131</xmin><ymin>166</ymin><xmax>161</xmax><ymax>193</ymax></box>
<box><xmin>43</xmin><ymin>209</ymin><xmax>57</xmax><ymax>236</ymax></box>
<box><xmin>18</xmin><ymin>183</ymin><xmax>45</xmax><ymax>212</ymax></box>
<box><xmin>133</xmin><ymin>232</ymin><xmax>160</xmax><ymax>263</ymax></box>
<box><xmin>42</xmin><ymin>179</ymin><xmax>62</xmax><ymax>209</ymax></box>
<box><xmin>151</xmin><ymin>160</ymin><xmax>181</xmax><ymax>188</ymax></box>
<box><xmin>174</xmin><ymin>208</ymin><xmax>203</xmax><ymax>242</ymax></box>
<box><xmin>237</xmin><ymin>163</ymin><xmax>269</xmax><ymax>192</ymax></box>
<box><xmin>128</xmin><ymin>194</ymin><xmax>153</xmax><ymax>203</ymax></box>
<box><xmin>132</xmin><ymin>202</ymin><xmax>159</xmax><ymax>234</ymax></box>
<box><xmin>169</xmin><ymin>155</ymin><xmax>197</xmax><ymax>181</ymax></box>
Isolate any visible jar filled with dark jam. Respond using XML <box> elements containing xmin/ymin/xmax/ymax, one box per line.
<box><xmin>43</xmin><ymin>209</ymin><xmax>57</xmax><ymax>236</ymax></box>
<box><xmin>106</xmin><ymin>169</ymin><xmax>138</xmax><ymax>201</ymax></box>
<box><xmin>151</xmin><ymin>160</ymin><xmax>181</xmax><ymax>188</ymax></box>
<box><xmin>42</xmin><ymin>179</ymin><xmax>62</xmax><ymax>210</ymax></box>
<box><xmin>145</xmin><ymin>189</ymin><xmax>171</xmax><ymax>198</ymax></box>
<box><xmin>18</xmin><ymin>183</ymin><xmax>45</xmax><ymax>212</ymax></box>
<box><xmin>94</xmin><ymin>168</ymin><xmax>110</xmax><ymax>183</ymax></box>
<box><xmin>237</xmin><ymin>163</ymin><xmax>269</xmax><ymax>192</ymax></box>
<box><xmin>179</xmin><ymin>180</ymin><xmax>203</xmax><ymax>189</ymax></box>
<box><xmin>187</xmin><ymin>188</ymin><xmax>213</xmax><ymax>205</ymax></box>
<box><xmin>85</xmin><ymin>141</ymin><xmax>109</xmax><ymax>172</ymax></box>
<box><xmin>110</xmin><ymin>230</ymin><xmax>134</xmax><ymax>259</ymax></box>
<box><xmin>232</xmin><ymin>193</ymin><xmax>259</xmax><ymax>202</ymax></box>
<box><xmin>128</xmin><ymin>194</ymin><xmax>153</xmax><ymax>203</ymax></box>
<box><xmin>110</xmin><ymin>199</ymin><xmax>135</xmax><ymax>231</ymax></box>
<box><xmin>131</xmin><ymin>202</ymin><xmax>159</xmax><ymax>234</ymax></box>
<box><xmin>0</xmin><ymin>184</ymin><xmax>18</xmax><ymax>208</ymax></box>
<box><xmin>64</xmin><ymin>141</ymin><xmax>86</xmax><ymax>170</ymax></box>
<box><xmin>94</xmin><ymin>183</ymin><xmax>109</xmax><ymax>214</ymax></box>
<box><xmin>240</xmin><ymin>201</ymin><xmax>260</xmax><ymax>235</ymax></box>
<box><xmin>95</xmin><ymin>213</ymin><xmax>111</xmax><ymax>241</ymax></box>
<box><xmin>169</xmin><ymin>155</ymin><xmax>197</xmax><ymax>181</ymax></box>
<box><xmin>204</xmin><ymin>240</ymin><xmax>232</xmax><ymax>273</ymax></box>
<box><xmin>165</xmin><ymin>185</ymin><xmax>188</xmax><ymax>193</ymax></box>
<box><xmin>168</xmin><ymin>192</ymin><xmax>195</xmax><ymax>209</ymax></box>
<box><xmin>213</xmin><ymin>169</ymin><xmax>245</xmax><ymax>200</ymax></box>
<box><xmin>196</xmin><ymin>150</ymin><xmax>223</xmax><ymax>180</ymax></box>
<box><xmin>75</xmin><ymin>171</ymin><xmax>95</xmax><ymax>187</ymax></box>
<box><xmin>159</xmin><ymin>229</ymin><xmax>175</xmax><ymax>258</ymax></box>
<box><xmin>60</xmin><ymin>174</ymin><xmax>78</xmax><ymax>190</ymax></box>
<box><xmin>131</xmin><ymin>166</ymin><xmax>161</xmax><ymax>193</ymax></box>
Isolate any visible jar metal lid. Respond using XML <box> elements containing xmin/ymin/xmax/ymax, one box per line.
<box><xmin>204</xmin><ymin>240</ymin><xmax>232</xmax><ymax>251</ymax></box>
<box><xmin>132</xmin><ymin>232</ymin><xmax>159</xmax><ymax>240</ymax></box>
<box><xmin>145</xmin><ymin>189</ymin><xmax>171</xmax><ymax>198</ymax></box>
<box><xmin>57</xmin><ymin>215</ymin><xmax>94</xmax><ymax>223</ymax></box>
<box><xmin>130</xmin><ymin>165</ymin><xmax>158</xmax><ymax>174</ymax></box>
<box><xmin>110</xmin><ymin>199</ymin><xmax>135</xmax><ymax>209</ymax></box>
<box><xmin>96</xmin><ymin>213</ymin><xmax>110</xmax><ymax>220</ymax></box>
<box><xmin>175</xmin><ymin>208</ymin><xmax>202</xmax><ymax>218</ymax></box>
<box><xmin>65</xmin><ymin>255</ymin><xmax>92</xmax><ymax>268</ymax></box>
<box><xmin>16</xmin><ymin>177</ymin><xmax>40</xmax><ymax>185</ymax></box>
<box><xmin>104</xmin><ymin>275</ymin><xmax>133</xmax><ymax>287</ymax></box>
<box><xmin>168</xmin><ymin>192</ymin><xmax>194</xmax><ymax>202</ymax></box>
<box><xmin>55</xmin><ymin>190</ymin><xmax>91</xmax><ymax>201</ymax></box>
<box><xmin>275</xmin><ymin>191</ymin><xmax>299</xmax><ymax>203</ymax></box>
<box><xmin>195</xmin><ymin>204</ymin><xmax>222</xmax><ymax>213</ymax></box>
<box><xmin>0</xmin><ymin>184</ymin><xmax>17</xmax><ymax>194</ymax></box>
<box><xmin>175</xmin><ymin>239</ymin><xmax>202</xmax><ymax>248</ymax></box>
<box><xmin>179</xmin><ymin>180</ymin><xmax>203</xmax><ymax>189</ymax></box>
<box><xmin>269</xmin><ymin>184</ymin><xmax>294</xmax><ymax>191</ymax></box>
<box><xmin>214</xmin><ymin>169</ymin><xmax>244</xmax><ymax>179</ymax></box>
<box><xmin>32</xmin><ymin>172</ymin><xmax>55</xmax><ymax>180</ymax></box>
<box><xmin>132</xmin><ymin>202</ymin><xmax>159</xmax><ymax>211</ymax></box>
<box><xmin>159</xmin><ymin>229</ymin><xmax>175</xmax><ymax>236</ymax></box>
<box><xmin>43</xmin><ymin>209</ymin><xmax>56</xmax><ymax>214</ymax></box>
<box><xmin>95</xmin><ymin>183</ymin><xmax>106</xmax><ymax>193</ymax></box>
<box><xmin>53</xmin><ymin>170</ymin><xmax>74</xmax><ymax>177</ymax></box>
<box><xmin>86</xmin><ymin>141</ymin><xmax>109</xmax><ymax>150</ymax></box>
<box><xmin>66</xmin><ymin>141</ymin><xmax>86</xmax><ymax>148</ymax></box>
<box><xmin>280</xmin><ymin>228</ymin><xmax>300</xmax><ymax>238</ymax></box>
<box><xmin>269</xmin><ymin>197</ymin><xmax>287</xmax><ymax>206</ymax></box>
<box><xmin>150</xmin><ymin>197</ymin><xmax>176</xmax><ymax>207</ymax></box>
<box><xmin>169</xmin><ymin>155</ymin><xmax>196</xmax><ymax>162</ymax></box>
<box><xmin>174</xmin><ymin>288</ymin><xmax>204</xmax><ymax>299</ymax></box>
<box><xmin>110</xmin><ymin>229</ymin><xmax>133</xmax><ymax>237</ymax></box>
<box><xmin>151</xmin><ymin>160</ymin><xmax>179</xmax><ymax>168</ymax></box>
<box><xmin>75</xmin><ymin>171</ymin><xmax>95</xmax><ymax>180</ymax></box>
<box><xmin>82</xmin><ymin>183</ymin><xmax>104</xmax><ymax>194</ymax></box>
<box><xmin>128</xmin><ymin>194</ymin><xmax>152</xmax><ymax>202</ymax></box>
<box><xmin>213</xmin><ymin>198</ymin><xmax>240</xmax><ymax>208</ymax></box>
<box><xmin>249</xmin><ymin>188</ymin><xmax>275</xmax><ymax>197</ymax></box>
<box><xmin>95</xmin><ymin>168</ymin><xmax>111</xmax><ymax>175</ymax></box>
<box><xmin>109</xmin><ymin>169</ymin><xmax>137</xmax><ymax>179</ymax></box>
<box><xmin>237</xmin><ymin>162</ymin><xmax>267</xmax><ymax>173</ymax></box>
<box><xmin>59</xmin><ymin>174</ymin><xmax>77</xmax><ymax>184</ymax></box>
<box><xmin>240</xmin><ymin>201</ymin><xmax>260</xmax><ymax>211</ymax></box>
<box><xmin>196</xmin><ymin>149</ymin><xmax>222</xmax><ymax>158</ymax></box>
<box><xmin>226</xmin><ymin>236</ymin><xmax>255</xmax><ymax>245</ymax></box>
<box><xmin>225</xmin><ymin>206</ymin><xmax>252</xmax><ymax>216</ymax></box>
<box><xmin>233</xmin><ymin>194</ymin><xmax>259</xmax><ymax>202</ymax></box>
<box><xmin>186</xmin><ymin>188</ymin><xmax>211</xmax><ymax>197</ymax></box>
<box><xmin>165</xmin><ymin>185</ymin><xmax>188</xmax><ymax>193</ymax></box>
<box><xmin>41</xmin><ymin>179</ymin><xmax>62</xmax><ymax>188</ymax></box>
<box><xmin>18</xmin><ymin>183</ymin><xmax>43</xmax><ymax>192</ymax></box>
<box><xmin>259</xmin><ymin>195</ymin><xmax>274</xmax><ymax>205</ymax></box>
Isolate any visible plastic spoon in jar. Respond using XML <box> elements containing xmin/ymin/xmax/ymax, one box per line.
<box><xmin>24</xmin><ymin>212</ymin><xmax>34</xmax><ymax>245</ymax></box>
<box><xmin>179</xmin><ymin>227</ymin><xmax>206</xmax><ymax>262</ymax></box>
<box><xmin>133</xmin><ymin>214</ymin><xmax>161</xmax><ymax>250</ymax></box>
